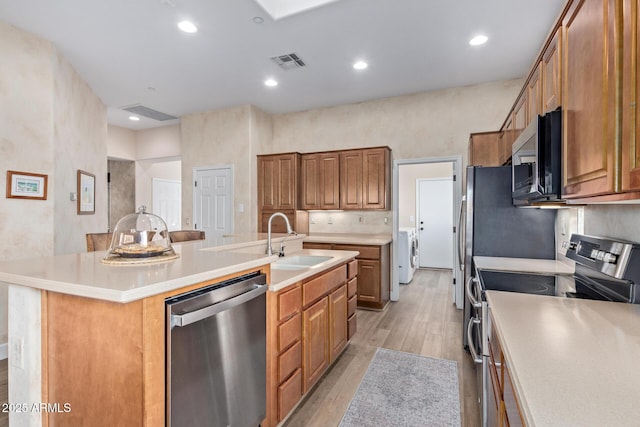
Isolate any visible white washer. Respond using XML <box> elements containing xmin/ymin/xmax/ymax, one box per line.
<box><xmin>398</xmin><ymin>227</ymin><xmax>418</xmax><ymax>284</ymax></box>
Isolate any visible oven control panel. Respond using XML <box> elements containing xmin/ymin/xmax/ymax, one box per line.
<box><xmin>564</xmin><ymin>234</ymin><xmax>639</xmax><ymax>281</ymax></box>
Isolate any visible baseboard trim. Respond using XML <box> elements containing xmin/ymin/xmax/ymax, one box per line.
<box><xmin>0</xmin><ymin>343</ymin><xmax>6</xmax><ymax>360</ymax></box>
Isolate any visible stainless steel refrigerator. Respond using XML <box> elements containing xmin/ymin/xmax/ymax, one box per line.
<box><xmin>462</xmin><ymin>166</ymin><xmax>556</xmax><ymax>349</ymax></box>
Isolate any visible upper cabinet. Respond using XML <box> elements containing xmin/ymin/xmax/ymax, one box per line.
<box><xmin>622</xmin><ymin>0</ymin><xmax>640</xmax><ymax>192</ymax></box>
<box><xmin>469</xmin><ymin>132</ymin><xmax>502</xmax><ymax>167</ymax></box>
<box><xmin>513</xmin><ymin>91</ymin><xmax>529</xmax><ymax>141</ymax></box>
<box><xmin>340</xmin><ymin>147</ymin><xmax>390</xmax><ymax>210</ymax></box>
<box><xmin>258</xmin><ymin>153</ymin><xmax>300</xmax><ymax>210</ymax></box>
<box><xmin>301</xmin><ymin>152</ymin><xmax>340</xmax><ymax>210</ymax></box>
<box><xmin>562</xmin><ymin>0</ymin><xmax>617</xmax><ymax>198</ymax></box>
<box><xmin>528</xmin><ymin>63</ymin><xmax>542</xmax><ymax>120</ymax></box>
<box><xmin>542</xmin><ymin>29</ymin><xmax>562</xmax><ymax>113</ymax></box>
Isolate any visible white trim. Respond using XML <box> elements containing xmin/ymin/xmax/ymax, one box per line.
<box><xmin>192</xmin><ymin>165</ymin><xmax>235</xmax><ymax>234</ymax></box>
<box><xmin>392</xmin><ymin>155</ymin><xmax>462</xmax><ymax>307</ymax></box>
<box><xmin>0</xmin><ymin>343</ymin><xmax>6</xmax><ymax>360</ymax></box>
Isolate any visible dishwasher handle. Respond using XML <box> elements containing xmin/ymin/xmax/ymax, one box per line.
<box><xmin>171</xmin><ymin>283</ymin><xmax>267</xmax><ymax>327</ymax></box>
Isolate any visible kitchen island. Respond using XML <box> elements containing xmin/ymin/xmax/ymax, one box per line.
<box><xmin>486</xmin><ymin>290</ymin><xmax>640</xmax><ymax>426</ymax></box>
<box><xmin>0</xmin><ymin>234</ymin><xmax>357</xmax><ymax>427</ymax></box>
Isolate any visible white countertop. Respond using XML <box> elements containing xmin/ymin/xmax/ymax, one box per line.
<box><xmin>269</xmin><ymin>249</ymin><xmax>359</xmax><ymax>292</ymax></box>
<box><xmin>486</xmin><ymin>291</ymin><xmax>640</xmax><ymax>427</ymax></box>
<box><xmin>474</xmin><ymin>256</ymin><xmax>574</xmax><ymax>275</ymax></box>
<box><xmin>304</xmin><ymin>232</ymin><xmax>392</xmax><ymax>245</ymax></box>
<box><xmin>0</xmin><ymin>243</ymin><xmax>279</xmax><ymax>303</ymax></box>
<box><xmin>0</xmin><ymin>233</ymin><xmax>357</xmax><ymax>303</ymax></box>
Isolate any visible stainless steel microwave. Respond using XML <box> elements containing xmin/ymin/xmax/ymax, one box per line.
<box><xmin>512</xmin><ymin>108</ymin><xmax>562</xmax><ymax>203</ymax></box>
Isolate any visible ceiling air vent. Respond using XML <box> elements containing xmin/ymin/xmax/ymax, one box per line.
<box><xmin>271</xmin><ymin>53</ymin><xmax>306</xmax><ymax>70</ymax></box>
<box><xmin>121</xmin><ymin>105</ymin><xmax>178</xmax><ymax>121</ymax></box>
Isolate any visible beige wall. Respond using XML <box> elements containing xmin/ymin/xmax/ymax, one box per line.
<box><xmin>0</xmin><ymin>22</ymin><xmax>106</xmax><ymax>344</ymax></box>
<box><xmin>109</xmin><ymin>160</ymin><xmax>136</xmax><ymax>230</ymax></box>
<box><xmin>181</xmin><ymin>105</ymin><xmax>255</xmax><ymax>232</ymax></box>
<box><xmin>268</xmin><ymin>79</ymin><xmax>523</xmax><ymax>161</ymax></box>
<box><xmin>53</xmin><ymin>50</ymin><xmax>108</xmax><ymax>255</ymax></box>
<box><xmin>107</xmin><ymin>125</ymin><xmax>136</xmax><ymax>160</ymax></box>
<box><xmin>137</xmin><ymin>124</ymin><xmax>181</xmax><ymax>160</ymax></box>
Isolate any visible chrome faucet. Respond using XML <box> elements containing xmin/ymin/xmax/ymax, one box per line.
<box><xmin>267</xmin><ymin>212</ymin><xmax>297</xmax><ymax>257</ymax></box>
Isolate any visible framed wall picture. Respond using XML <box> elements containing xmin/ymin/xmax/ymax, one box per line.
<box><xmin>6</xmin><ymin>170</ymin><xmax>48</xmax><ymax>200</ymax></box>
<box><xmin>77</xmin><ymin>170</ymin><xmax>95</xmax><ymax>215</ymax></box>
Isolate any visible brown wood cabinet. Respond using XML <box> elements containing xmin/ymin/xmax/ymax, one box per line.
<box><xmin>302</xmin><ymin>296</ymin><xmax>330</xmax><ymax>392</ymax></box>
<box><xmin>542</xmin><ymin>28</ymin><xmax>562</xmax><ymax>113</ymax></box>
<box><xmin>468</xmin><ymin>132</ymin><xmax>502</xmax><ymax>166</ymax></box>
<box><xmin>488</xmin><ymin>311</ymin><xmax>525</xmax><ymax>427</ymax></box>
<box><xmin>258</xmin><ymin>153</ymin><xmax>300</xmax><ymax>210</ymax></box>
<box><xmin>340</xmin><ymin>147</ymin><xmax>390</xmax><ymax>210</ymax></box>
<box><xmin>300</xmin><ymin>152</ymin><xmax>340</xmax><ymax>210</ymax></box>
<box><xmin>513</xmin><ymin>92</ymin><xmax>528</xmax><ymax>141</ymax></box>
<box><xmin>528</xmin><ymin>63</ymin><xmax>542</xmax><ymax>120</ymax></box>
<box><xmin>266</xmin><ymin>261</ymin><xmax>355</xmax><ymax>425</ymax></box>
<box><xmin>500</xmin><ymin>115</ymin><xmax>515</xmax><ymax>165</ymax></box>
<box><xmin>562</xmin><ymin>0</ymin><xmax>618</xmax><ymax>198</ymax></box>
<box><xmin>42</xmin><ymin>265</ymin><xmax>270</xmax><ymax>427</ymax></box>
<box><xmin>304</xmin><ymin>241</ymin><xmax>390</xmax><ymax>310</ymax></box>
<box><xmin>622</xmin><ymin>0</ymin><xmax>640</xmax><ymax>192</ymax></box>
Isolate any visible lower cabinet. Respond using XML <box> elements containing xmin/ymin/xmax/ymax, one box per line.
<box><xmin>303</xmin><ymin>297</ymin><xmax>330</xmax><ymax>392</ymax></box>
<box><xmin>266</xmin><ymin>261</ymin><xmax>356</xmax><ymax>426</ymax></box>
<box><xmin>303</xmin><ymin>242</ymin><xmax>390</xmax><ymax>310</ymax></box>
<box><xmin>488</xmin><ymin>311</ymin><xmax>525</xmax><ymax>427</ymax></box>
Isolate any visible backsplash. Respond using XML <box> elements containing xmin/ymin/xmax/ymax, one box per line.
<box><xmin>308</xmin><ymin>211</ymin><xmax>393</xmax><ymax>234</ymax></box>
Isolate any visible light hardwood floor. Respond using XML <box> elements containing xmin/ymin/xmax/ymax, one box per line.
<box><xmin>283</xmin><ymin>268</ymin><xmax>480</xmax><ymax>427</ymax></box>
<box><xmin>0</xmin><ymin>269</ymin><xmax>478</xmax><ymax>427</ymax></box>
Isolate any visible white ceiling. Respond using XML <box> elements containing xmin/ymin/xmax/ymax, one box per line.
<box><xmin>1</xmin><ymin>0</ymin><xmax>566</xmax><ymax>130</ymax></box>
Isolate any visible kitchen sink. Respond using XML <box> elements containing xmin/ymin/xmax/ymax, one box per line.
<box><xmin>271</xmin><ymin>255</ymin><xmax>332</xmax><ymax>270</ymax></box>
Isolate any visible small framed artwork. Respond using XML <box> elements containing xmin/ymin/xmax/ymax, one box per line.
<box><xmin>77</xmin><ymin>170</ymin><xmax>95</xmax><ymax>215</ymax></box>
<box><xmin>6</xmin><ymin>170</ymin><xmax>48</xmax><ymax>200</ymax></box>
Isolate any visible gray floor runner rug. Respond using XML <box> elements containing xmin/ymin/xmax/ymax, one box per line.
<box><xmin>339</xmin><ymin>348</ymin><xmax>461</xmax><ymax>427</ymax></box>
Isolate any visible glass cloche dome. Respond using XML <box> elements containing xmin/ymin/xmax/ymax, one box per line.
<box><xmin>104</xmin><ymin>206</ymin><xmax>176</xmax><ymax>260</ymax></box>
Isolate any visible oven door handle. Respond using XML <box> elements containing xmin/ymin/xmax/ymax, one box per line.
<box><xmin>171</xmin><ymin>284</ymin><xmax>267</xmax><ymax>327</ymax></box>
<box><xmin>466</xmin><ymin>317</ymin><xmax>482</xmax><ymax>364</ymax></box>
<box><xmin>466</xmin><ymin>277</ymin><xmax>482</xmax><ymax>308</ymax></box>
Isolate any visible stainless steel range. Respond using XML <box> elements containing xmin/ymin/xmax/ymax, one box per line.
<box><xmin>466</xmin><ymin>233</ymin><xmax>640</xmax><ymax>427</ymax></box>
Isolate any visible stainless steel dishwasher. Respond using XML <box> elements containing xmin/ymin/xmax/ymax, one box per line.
<box><xmin>166</xmin><ymin>271</ymin><xmax>267</xmax><ymax>427</ymax></box>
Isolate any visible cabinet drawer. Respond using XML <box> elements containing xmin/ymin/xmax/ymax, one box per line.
<box><xmin>278</xmin><ymin>313</ymin><xmax>301</xmax><ymax>353</ymax></box>
<box><xmin>347</xmin><ymin>259</ymin><xmax>358</xmax><ymax>279</ymax></box>
<box><xmin>302</xmin><ymin>242</ymin><xmax>332</xmax><ymax>250</ymax></box>
<box><xmin>278</xmin><ymin>285</ymin><xmax>301</xmax><ymax>322</ymax></box>
<box><xmin>303</xmin><ymin>264</ymin><xmax>347</xmax><ymax>308</ymax></box>
<box><xmin>277</xmin><ymin>368</ymin><xmax>302</xmax><ymax>422</ymax></box>
<box><xmin>347</xmin><ymin>313</ymin><xmax>357</xmax><ymax>340</ymax></box>
<box><xmin>347</xmin><ymin>277</ymin><xmax>357</xmax><ymax>298</ymax></box>
<box><xmin>278</xmin><ymin>341</ymin><xmax>302</xmax><ymax>384</ymax></box>
<box><xmin>347</xmin><ymin>294</ymin><xmax>357</xmax><ymax>317</ymax></box>
<box><xmin>334</xmin><ymin>244</ymin><xmax>379</xmax><ymax>260</ymax></box>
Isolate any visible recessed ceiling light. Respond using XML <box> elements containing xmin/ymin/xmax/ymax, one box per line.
<box><xmin>264</xmin><ymin>79</ymin><xmax>278</xmax><ymax>87</ymax></box>
<box><xmin>469</xmin><ymin>35</ymin><xmax>488</xmax><ymax>46</ymax></box>
<box><xmin>253</xmin><ymin>16</ymin><xmax>264</xmax><ymax>24</ymax></box>
<box><xmin>129</xmin><ymin>116</ymin><xmax>140</xmax><ymax>121</ymax></box>
<box><xmin>353</xmin><ymin>61</ymin><xmax>368</xmax><ymax>70</ymax></box>
<box><xmin>178</xmin><ymin>21</ymin><xmax>198</xmax><ymax>33</ymax></box>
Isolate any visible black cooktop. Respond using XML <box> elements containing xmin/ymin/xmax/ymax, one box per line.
<box><xmin>477</xmin><ymin>270</ymin><xmax>572</xmax><ymax>297</ymax></box>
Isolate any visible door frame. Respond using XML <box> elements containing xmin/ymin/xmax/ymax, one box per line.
<box><xmin>391</xmin><ymin>155</ymin><xmax>462</xmax><ymax>307</ymax></box>
<box><xmin>192</xmin><ymin>165</ymin><xmax>234</xmax><ymax>236</ymax></box>
<box><xmin>415</xmin><ymin>176</ymin><xmax>454</xmax><ymax>269</ymax></box>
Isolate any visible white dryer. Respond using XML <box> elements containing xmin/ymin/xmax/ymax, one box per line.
<box><xmin>398</xmin><ymin>227</ymin><xmax>418</xmax><ymax>284</ymax></box>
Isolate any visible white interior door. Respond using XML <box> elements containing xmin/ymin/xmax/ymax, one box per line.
<box><xmin>417</xmin><ymin>177</ymin><xmax>453</xmax><ymax>269</ymax></box>
<box><xmin>152</xmin><ymin>178</ymin><xmax>181</xmax><ymax>231</ymax></box>
<box><xmin>194</xmin><ymin>167</ymin><xmax>233</xmax><ymax>241</ymax></box>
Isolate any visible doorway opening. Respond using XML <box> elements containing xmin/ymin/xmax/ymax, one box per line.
<box><xmin>392</xmin><ymin>156</ymin><xmax>463</xmax><ymax>308</ymax></box>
